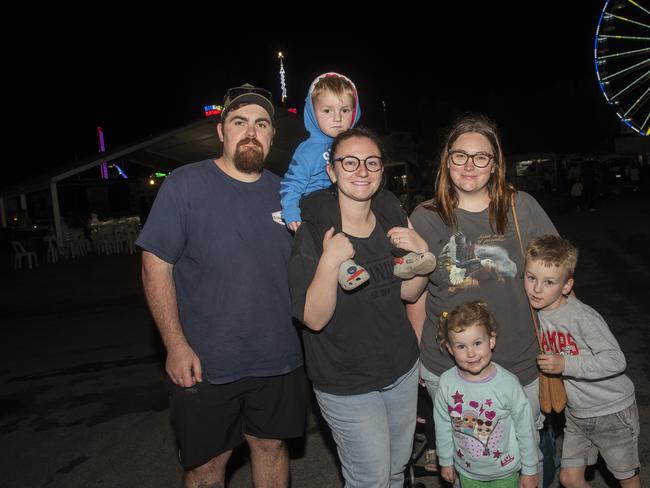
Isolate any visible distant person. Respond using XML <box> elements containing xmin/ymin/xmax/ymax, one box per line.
<box><xmin>630</xmin><ymin>164</ymin><xmax>640</xmax><ymax>192</ymax></box>
<box><xmin>289</xmin><ymin>127</ymin><xmax>430</xmax><ymax>487</ymax></box>
<box><xmin>581</xmin><ymin>168</ymin><xmax>597</xmax><ymax>211</ymax></box>
<box><xmin>542</xmin><ymin>166</ymin><xmax>553</xmax><ymax>193</ymax></box>
<box><xmin>86</xmin><ymin>213</ymin><xmax>99</xmax><ymax>231</ymax></box>
<box><xmin>280</xmin><ymin>72</ymin><xmax>435</xmax><ymax>291</ymax></box>
<box><xmin>570</xmin><ymin>178</ymin><xmax>584</xmax><ymax>211</ymax></box>
<box><xmin>411</xmin><ymin>193</ymin><xmax>427</xmax><ymax>210</ymax></box>
<box><xmin>568</xmin><ymin>164</ymin><xmax>581</xmax><ymax>181</ymax></box>
<box><xmin>639</xmin><ymin>161</ymin><xmax>650</xmax><ymax>190</ymax></box>
<box><xmin>526</xmin><ymin>235</ymin><xmax>641</xmax><ymax>488</ymax></box>
<box><xmin>137</xmin><ymin>84</ymin><xmax>306</xmax><ymax>488</ymax></box>
<box><xmin>434</xmin><ymin>301</ymin><xmax>538</xmax><ymax>488</ymax></box>
<box><xmin>398</xmin><ymin>192</ymin><xmax>409</xmax><ymax>211</ymax></box>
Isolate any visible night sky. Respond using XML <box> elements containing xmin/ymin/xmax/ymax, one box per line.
<box><xmin>9</xmin><ymin>2</ymin><xmax>622</xmax><ymax>187</ymax></box>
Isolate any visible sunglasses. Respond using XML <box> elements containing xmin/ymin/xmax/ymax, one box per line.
<box><xmin>225</xmin><ymin>86</ymin><xmax>273</xmax><ymax>104</ymax></box>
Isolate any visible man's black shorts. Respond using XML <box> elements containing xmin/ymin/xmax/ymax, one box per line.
<box><xmin>167</xmin><ymin>367</ymin><xmax>308</xmax><ymax>469</ymax></box>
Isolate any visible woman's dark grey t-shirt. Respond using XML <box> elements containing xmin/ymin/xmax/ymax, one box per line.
<box><xmin>410</xmin><ymin>192</ymin><xmax>557</xmax><ymax>386</ymax></box>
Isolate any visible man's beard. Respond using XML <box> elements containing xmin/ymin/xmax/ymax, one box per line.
<box><xmin>233</xmin><ymin>138</ymin><xmax>265</xmax><ymax>174</ymax></box>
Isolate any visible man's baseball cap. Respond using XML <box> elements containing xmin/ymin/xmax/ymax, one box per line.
<box><xmin>221</xmin><ymin>83</ymin><xmax>274</xmax><ymax>120</ymax></box>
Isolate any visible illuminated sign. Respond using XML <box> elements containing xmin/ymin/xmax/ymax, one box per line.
<box><xmin>204</xmin><ymin>104</ymin><xmax>223</xmax><ymax>117</ymax></box>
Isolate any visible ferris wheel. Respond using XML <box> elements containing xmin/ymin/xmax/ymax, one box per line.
<box><xmin>594</xmin><ymin>0</ymin><xmax>650</xmax><ymax>136</ymax></box>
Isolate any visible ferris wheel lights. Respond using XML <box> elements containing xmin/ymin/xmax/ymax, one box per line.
<box><xmin>595</xmin><ymin>0</ymin><xmax>649</xmax><ymax>136</ymax></box>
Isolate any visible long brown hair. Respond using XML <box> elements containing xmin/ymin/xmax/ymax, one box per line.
<box><xmin>424</xmin><ymin>113</ymin><xmax>515</xmax><ymax>234</ymax></box>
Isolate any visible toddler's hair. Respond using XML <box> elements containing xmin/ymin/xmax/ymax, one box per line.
<box><xmin>311</xmin><ymin>75</ymin><xmax>355</xmax><ymax>103</ymax></box>
<box><xmin>526</xmin><ymin>235</ymin><xmax>578</xmax><ymax>277</ymax></box>
<box><xmin>436</xmin><ymin>301</ymin><xmax>497</xmax><ymax>348</ymax></box>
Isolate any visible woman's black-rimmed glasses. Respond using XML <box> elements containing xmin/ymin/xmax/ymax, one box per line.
<box><xmin>448</xmin><ymin>150</ymin><xmax>494</xmax><ymax>168</ymax></box>
<box><xmin>332</xmin><ymin>156</ymin><xmax>383</xmax><ymax>172</ymax></box>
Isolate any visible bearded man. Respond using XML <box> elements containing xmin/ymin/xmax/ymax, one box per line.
<box><xmin>137</xmin><ymin>84</ymin><xmax>306</xmax><ymax>488</ymax></box>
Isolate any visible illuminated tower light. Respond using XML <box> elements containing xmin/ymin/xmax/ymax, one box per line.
<box><xmin>278</xmin><ymin>52</ymin><xmax>287</xmax><ymax>104</ymax></box>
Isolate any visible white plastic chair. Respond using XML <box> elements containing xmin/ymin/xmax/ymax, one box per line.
<box><xmin>44</xmin><ymin>235</ymin><xmax>59</xmax><ymax>264</ymax></box>
<box><xmin>117</xmin><ymin>220</ymin><xmax>138</xmax><ymax>254</ymax></box>
<box><xmin>64</xmin><ymin>229</ymin><xmax>90</xmax><ymax>258</ymax></box>
<box><xmin>11</xmin><ymin>241</ymin><xmax>38</xmax><ymax>270</ymax></box>
<box><xmin>121</xmin><ymin>229</ymin><xmax>137</xmax><ymax>254</ymax></box>
<box><xmin>92</xmin><ymin>223</ymin><xmax>117</xmax><ymax>255</ymax></box>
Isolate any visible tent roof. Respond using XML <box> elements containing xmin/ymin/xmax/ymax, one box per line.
<box><xmin>1</xmin><ymin>108</ymin><xmax>307</xmax><ymax>199</ymax></box>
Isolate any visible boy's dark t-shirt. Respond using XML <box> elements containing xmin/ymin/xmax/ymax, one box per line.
<box><xmin>136</xmin><ymin>160</ymin><xmax>303</xmax><ymax>384</ymax></box>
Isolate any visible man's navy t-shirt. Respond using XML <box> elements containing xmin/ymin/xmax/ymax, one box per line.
<box><xmin>136</xmin><ymin>160</ymin><xmax>303</xmax><ymax>384</ymax></box>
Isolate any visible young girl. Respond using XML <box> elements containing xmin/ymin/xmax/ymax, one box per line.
<box><xmin>433</xmin><ymin>301</ymin><xmax>538</xmax><ymax>488</ymax></box>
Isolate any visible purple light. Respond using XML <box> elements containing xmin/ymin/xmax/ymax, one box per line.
<box><xmin>97</xmin><ymin>127</ymin><xmax>108</xmax><ymax>180</ymax></box>
<box><xmin>97</xmin><ymin>127</ymin><xmax>106</xmax><ymax>152</ymax></box>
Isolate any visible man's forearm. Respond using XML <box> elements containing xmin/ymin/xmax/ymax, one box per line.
<box><xmin>141</xmin><ymin>251</ymin><xmax>187</xmax><ymax>349</ymax></box>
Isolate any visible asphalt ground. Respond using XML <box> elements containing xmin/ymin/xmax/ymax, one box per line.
<box><xmin>2</xmin><ymin>189</ymin><xmax>648</xmax><ymax>487</ymax></box>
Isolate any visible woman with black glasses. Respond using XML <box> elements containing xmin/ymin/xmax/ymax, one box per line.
<box><xmin>289</xmin><ymin>127</ymin><xmax>429</xmax><ymax>487</ymax></box>
<box><xmin>407</xmin><ymin>113</ymin><xmax>558</xmax><ymax>482</ymax></box>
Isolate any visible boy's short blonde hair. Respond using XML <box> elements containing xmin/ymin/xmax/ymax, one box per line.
<box><xmin>436</xmin><ymin>301</ymin><xmax>498</xmax><ymax>348</ymax></box>
<box><xmin>311</xmin><ymin>75</ymin><xmax>355</xmax><ymax>103</ymax></box>
<box><xmin>525</xmin><ymin>235</ymin><xmax>578</xmax><ymax>277</ymax></box>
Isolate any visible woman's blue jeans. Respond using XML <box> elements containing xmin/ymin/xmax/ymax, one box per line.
<box><xmin>314</xmin><ymin>360</ymin><xmax>419</xmax><ymax>488</ymax></box>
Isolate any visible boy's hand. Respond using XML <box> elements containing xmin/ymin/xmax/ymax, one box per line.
<box><xmin>440</xmin><ymin>466</ymin><xmax>455</xmax><ymax>484</ymax></box>
<box><xmin>537</xmin><ymin>353</ymin><xmax>565</xmax><ymax>375</ymax></box>
<box><xmin>519</xmin><ymin>473</ymin><xmax>538</xmax><ymax>488</ymax></box>
<box><xmin>287</xmin><ymin>221</ymin><xmax>301</xmax><ymax>232</ymax></box>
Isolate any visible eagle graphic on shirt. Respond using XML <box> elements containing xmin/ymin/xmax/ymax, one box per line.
<box><xmin>439</xmin><ymin>233</ymin><xmax>517</xmax><ymax>290</ymax></box>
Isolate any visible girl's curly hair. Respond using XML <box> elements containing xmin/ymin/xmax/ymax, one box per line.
<box><xmin>436</xmin><ymin>301</ymin><xmax>498</xmax><ymax>348</ymax></box>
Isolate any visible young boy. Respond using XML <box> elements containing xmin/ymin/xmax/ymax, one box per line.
<box><xmin>280</xmin><ymin>72</ymin><xmax>435</xmax><ymax>290</ymax></box>
<box><xmin>525</xmin><ymin>235</ymin><xmax>640</xmax><ymax>488</ymax></box>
